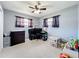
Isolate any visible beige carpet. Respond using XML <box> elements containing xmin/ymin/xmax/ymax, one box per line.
<box><xmin>0</xmin><ymin>40</ymin><xmax>62</xmax><ymax>58</ymax></box>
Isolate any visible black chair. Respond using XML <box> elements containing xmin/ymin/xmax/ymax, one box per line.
<box><xmin>28</xmin><ymin>28</ymin><xmax>42</xmax><ymax>40</ymax></box>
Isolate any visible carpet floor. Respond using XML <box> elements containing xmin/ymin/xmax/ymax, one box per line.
<box><xmin>0</xmin><ymin>39</ymin><xmax>62</xmax><ymax>58</ymax></box>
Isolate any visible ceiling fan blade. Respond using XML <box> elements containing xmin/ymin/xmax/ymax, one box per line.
<box><xmin>29</xmin><ymin>6</ymin><xmax>35</xmax><ymax>9</ymax></box>
<box><xmin>32</xmin><ymin>11</ymin><xmax>34</xmax><ymax>13</ymax></box>
<box><xmin>37</xmin><ymin>1</ymin><xmax>41</xmax><ymax>5</ymax></box>
<box><xmin>40</xmin><ymin>8</ymin><xmax>46</xmax><ymax>10</ymax></box>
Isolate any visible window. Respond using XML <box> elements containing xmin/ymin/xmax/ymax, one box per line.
<box><xmin>15</xmin><ymin>16</ymin><xmax>33</xmax><ymax>27</ymax></box>
<box><xmin>24</xmin><ymin>18</ymin><xmax>29</xmax><ymax>27</ymax></box>
<box><xmin>43</xmin><ymin>18</ymin><xmax>48</xmax><ymax>27</ymax></box>
<box><xmin>15</xmin><ymin>16</ymin><xmax>24</xmax><ymax>27</ymax></box>
<box><xmin>43</xmin><ymin>15</ymin><xmax>60</xmax><ymax>28</ymax></box>
<box><xmin>52</xmin><ymin>15</ymin><xmax>60</xmax><ymax>27</ymax></box>
<box><xmin>28</xmin><ymin>19</ymin><xmax>33</xmax><ymax>27</ymax></box>
<box><xmin>48</xmin><ymin>18</ymin><xmax>52</xmax><ymax>27</ymax></box>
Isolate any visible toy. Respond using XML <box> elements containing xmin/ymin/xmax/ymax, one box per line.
<box><xmin>74</xmin><ymin>40</ymin><xmax>78</xmax><ymax>49</ymax></box>
<box><xmin>59</xmin><ymin>53</ymin><xmax>71</xmax><ymax>58</ymax></box>
<box><xmin>70</xmin><ymin>39</ymin><xmax>75</xmax><ymax>48</ymax></box>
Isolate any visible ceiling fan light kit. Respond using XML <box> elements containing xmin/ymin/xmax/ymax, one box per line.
<box><xmin>33</xmin><ymin>10</ymin><xmax>41</xmax><ymax>14</ymax></box>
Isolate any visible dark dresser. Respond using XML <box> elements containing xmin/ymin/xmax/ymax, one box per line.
<box><xmin>10</xmin><ymin>31</ymin><xmax>25</xmax><ymax>46</ymax></box>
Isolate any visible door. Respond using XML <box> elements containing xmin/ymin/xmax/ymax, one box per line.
<box><xmin>0</xmin><ymin>4</ymin><xmax>3</xmax><ymax>49</ymax></box>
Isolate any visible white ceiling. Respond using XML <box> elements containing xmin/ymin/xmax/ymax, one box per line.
<box><xmin>0</xmin><ymin>1</ymin><xmax>79</xmax><ymax>18</ymax></box>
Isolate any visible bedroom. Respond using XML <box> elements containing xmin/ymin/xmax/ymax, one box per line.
<box><xmin>0</xmin><ymin>0</ymin><xmax>79</xmax><ymax>58</ymax></box>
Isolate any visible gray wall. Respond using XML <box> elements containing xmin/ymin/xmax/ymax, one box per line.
<box><xmin>0</xmin><ymin>4</ymin><xmax>3</xmax><ymax>49</ymax></box>
<box><xmin>3</xmin><ymin>9</ymin><xmax>39</xmax><ymax>41</ymax></box>
<box><xmin>40</xmin><ymin>5</ymin><xmax>78</xmax><ymax>40</ymax></box>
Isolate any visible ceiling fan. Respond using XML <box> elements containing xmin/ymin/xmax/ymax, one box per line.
<box><xmin>28</xmin><ymin>1</ymin><xmax>46</xmax><ymax>14</ymax></box>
